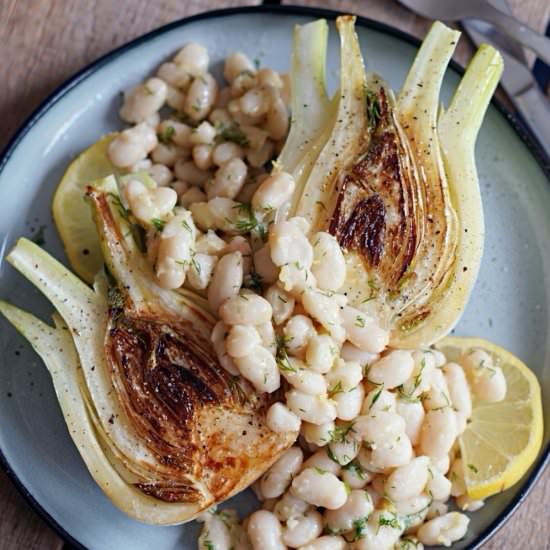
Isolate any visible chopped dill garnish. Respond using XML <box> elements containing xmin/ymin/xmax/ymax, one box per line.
<box><xmin>156</xmin><ymin>125</ymin><xmax>175</xmax><ymax>144</ymax></box>
<box><xmin>328</xmin><ymin>421</ymin><xmax>356</xmax><ymax>444</ymax></box>
<box><xmin>276</xmin><ymin>335</ymin><xmax>296</xmax><ymax>372</ymax></box>
<box><xmin>151</xmin><ymin>218</ymin><xmax>165</xmax><ymax>232</ymax></box>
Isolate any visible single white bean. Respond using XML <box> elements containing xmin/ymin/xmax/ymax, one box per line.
<box><xmin>174</xmin><ymin>42</ymin><xmax>209</xmax><ymax>77</ymax></box>
<box><xmin>174</xmin><ymin>159</ymin><xmax>210</xmax><ymax>186</ymax></box>
<box><xmin>219</xmin><ymin>293</ymin><xmax>272</xmax><ymax>325</ymax></box>
<box><xmin>419</xmin><ymin>409</ymin><xmax>458</xmax><ymax>459</ymax></box>
<box><xmin>208</xmin><ymin>157</ymin><xmax>248</xmax><ymax>200</ymax></box>
<box><xmin>367</xmin><ymin>350</ymin><xmax>414</xmax><ymax>389</ymax></box>
<box><xmin>269</xmin><ymin>218</ymin><xmax>314</xmax><ymax>268</ymax></box>
<box><xmin>267</xmin><ymin>402</ymin><xmax>301</xmax><ymax>433</ymax></box>
<box><xmin>261</xmin><ymin>447</ymin><xmax>304</xmax><ymax>499</ymax></box>
<box><xmin>252</xmin><ymin>171</ymin><xmax>295</xmax><ymax>211</ymax></box>
<box><xmin>301</xmin><ymin>421</ymin><xmax>335</xmax><ymax>447</ymax></box>
<box><xmin>340</xmin><ymin>343</ymin><xmax>379</xmax><ymax>369</ymax></box>
<box><xmin>303</xmin><ymin>449</ymin><xmax>342</xmax><ymax>476</ymax></box>
<box><xmin>301</xmin><ymin>290</ymin><xmax>346</xmax><ymax>343</ymax></box>
<box><xmin>427</xmin><ymin>467</ymin><xmax>452</xmax><ymax>502</ymax></box>
<box><xmin>247</xmin><ymin>510</ymin><xmax>286</xmax><ymax>550</ymax></box>
<box><xmin>286</xmin><ymin>390</ymin><xmax>337</xmax><ymax>425</ymax></box>
<box><xmin>299</xmin><ymin>536</ymin><xmax>346</xmax><ymax>550</ymax></box>
<box><xmin>120</xmin><ymin>78</ymin><xmax>167</xmax><ymax>123</ymax></box>
<box><xmin>225</xmin><ymin>325</ymin><xmax>261</xmax><ymax>358</ymax></box>
<box><xmin>157</xmin><ymin>61</ymin><xmax>191</xmax><ymax>89</ymax></box>
<box><xmin>416</xmin><ymin>512</ymin><xmax>470</xmax><ymax>547</ymax></box>
<box><xmin>334</xmin><ymin>383</ymin><xmax>365</xmax><ymax>421</ymax></box>
<box><xmin>282</xmin><ymin>358</ymin><xmax>327</xmax><ymax>395</ymax></box>
<box><xmin>341</xmin><ymin>306</ymin><xmax>389</xmax><ymax>353</ymax></box>
<box><xmin>341</xmin><ymin>460</ymin><xmax>373</xmax><ymax>489</ymax></box>
<box><xmin>362</xmin><ymin>388</ymin><xmax>397</xmax><ymax>415</ymax></box>
<box><xmin>385</xmin><ymin>456</ymin><xmax>431</xmax><ymax>502</ymax></box>
<box><xmin>235</xmin><ymin>345</ymin><xmax>280</xmax><ymax>393</ymax></box>
<box><xmin>265</xmin><ymin>284</ymin><xmax>295</xmax><ymax>326</ymax></box>
<box><xmin>455</xmin><ymin>494</ymin><xmax>485</xmax><ymax>512</ymax></box>
<box><xmin>311</xmin><ymin>232</ymin><xmax>347</xmax><ymax>291</ymax></box>
<box><xmin>211</xmin><ymin>321</ymin><xmax>239</xmax><ymax>376</ymax></box>
<box><xmin>186</xmin><ymin>252</ymin><xmax>217</xmax><ymax>291</ymax></box>
<box><xmin>443</xmin><ymin>362</ymin><xmax>472</xmax><ymax>432</ymax></box>
<box><xmin>305</xmin><ymin>334</ymin><xmax>338</xmax><ymax>374</ymax></box>
<box><xmin>283</xmin><ymin>510</ymin><xmax>323</xmax><ymax>548</ymax></box>
<box><xmin>395</xmin><ymin>398</ymin><xmax>425</xmax><ymax>447</ymax></box>
<box><xmin>185</xmin><ymin>72</ymin><xmax>218</xmax><ymax>121</ymax></box>
<box><xmin>208</xmin><ymin>251</ymin><xmax>243</xmax><ymax>313</ymax></box>
<box><xmin>290</xmin><ymin>468</ymin><xmax>348</xmax><ymax>510</ymax></box>
<box><xmin>279</xmin><ymin>263</ymin><xmax>317</xmax><ymax>298</ymax></box>
<box><xmin>198</xmin><ymin>513</ymin><xmax>231</xmax><ymax>550</ymax></box>
<box><xmin>284</xmin><ymin>315</ymin><xmax>316</xmax><ymax>355</ymax></box>
<box><xmin>224</xmin><ymin>52</ymin><xmax>256</xmax><ymax>83</ymax></box>
<box><xmin>213</xmin><ymin>141</ymin><xmax>245</xmax><ymax>166</ymax></box>
<box><xmin>324</xmin><ymin>489</ymin><xmax>374</xmax><ymax>535</ymax></box>
<box><xmin>325</xmin><ymin>359</ymin><xmax>363</xmax><ymax>392</ymax></box>
<box><xmin>462</xmin><ymin>349</ymin><xmax>506</xmax><ymax>403</ymax></box>
<box><xmin>265</xmin><ymin>95</ymin><xmax>289</xmax><ymax>140</ymax></box>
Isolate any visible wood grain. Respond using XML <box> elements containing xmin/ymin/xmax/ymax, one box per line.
<box><xmin>0</xmin><ymin>1</ymin><xmax>548</xmax><ymax>549</ymax></box>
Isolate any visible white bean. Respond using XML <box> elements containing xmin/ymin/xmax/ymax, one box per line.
<box><xmin>282</xmin><ymin>359</ymin><xmax>327</xmax><ymax>395</ymax></box>
<box><xmin>166</xmin><ymin>85</ymin><xmax>186</xmax><ymax>111</ymax></box>
<box><xmin>325</xmin><ymin>359</ymin><xmax>363</xmax><ymax>392</ymax></box>
<box><xmin>328</xmin><ymin>434</ymin><xmax>360</xmax><ymax>466</ymax></box>
<box><xmin>362</xmin><ymin>389</ymin><xmax>397</xmax><ymax>415</ymax></box>
<box><xmin>187</xmin><ymin>252</ymin><xmax>217</xmax><ymax>290</ymax></box>
<box><xmin>213</xmin><ymin>141</ymin><xmax>245</xmax><ymax>166</ymax></box>
<box><xmin>211</xmin><ymin>320</ymin><xmax>239</xmax><ymax>376</ymax></box>
<box><xmin>427</xmin><ymin>467</ymin><xmax>452</xmax><ymax>502</ymax></box>
<box><xmin>443</xmin><ymin>362</ymin><xmax>472</xmax><ymax>433</ymax></box>
<box><xmin>283</xmin><ymin>510</ymin><xmax>323</xmax><ymax>548</ymax></box>
<box><xmin>305</xmin><ymin>334</ymin><xmax>338</xmax><ymax>374</ymax></box>
<box><xmin>195</xmin><ymin>230</ymin><xmax>226</xmax><ymax>254</ymax></box>
<box><xmin>385</xmin><ymin>457</ymin><xmax>431</xmax><ymax>502</ymax></box>
<box><xmin>208</xmin><ymin>251</ymin><xmax>243</xmax><ymax>313</ymax></box>
<box><xmin>398</xmin><ymin>350</ymin><xmax>436</xmax><ymax>401</ymax></box>
<box><xmin>290</xmin><ymin>468</ymin><xmax>348</xmax><ymax>510</ymax></box>
<box><xmin>324</xmin><ymin>489</ymin><xmax>373</xmax><ymax>535</ymax></box>
<box><xmin>461</xmin><ymin>349</ymin><xmax>506</xmax><ymax>403</ymax></box>
<box><xmin>261</xmin><ymin>447</ymin><xmax>304</xmax><ymax>499</ymax></box>
<box><xmin>416</xmin><ymin>512</ymin><xmax>469</xmax><ymax>547</ymax></box>
<box><xmin>257</xmin><ymin>321</ymin><xmax>276</xmax><ymax>355</ymax></box>
<box><xmin>219</xmin><ymin>293</ymin><xmax>272</xmax><ymax>325</ymax></box>
<box><xmin>455</xmin><ymin>494</ymin><xmax>484</xmax><ymax>512</ymax></box>
<box><xmin>301</xmin><ymin>290</ymin><xmax>346</xmax><ymax>343</ymax></box>
<box><xmin>198</xmin><ymin>513</ymin><xmax>231</xmax><ymax>550</ymax></box>
<box><xmin>423</xmin><ymin>368</ymin><xmax>452</xmax><ymax>411</ymax></box>
<box><xmin>334</xmin><ymin>383</ymin><xmax>365</xmax><ymax>421</ymax></box>
<box><xmin>341</xmin><ymin>306</ymin><xmax>389</xmax><ymax>353</ymax></box>
<box><xmin>269</xmin><ymin>218</ymin><xmax>313</xmax><ymax>268</ymax></box>
<box><xmin>284</xmin><ymin>315</ymin><xmax>316</xmax><ymax>355</ymax></box>
<box><xmin>367</xmin><ymin>350</ymin><xmax>414</xmax><ymax>389</ymax></box>
<box><xmin>267</xmin><ymin>402</ymin><xmax>301</xmax><ymax>433</ymax></box>
<box><xmin>254</xmin><ymin>245</ymin><xmax>280</xmax><ymax>285</ymax></box>
<box><xmin>224</xmin><ymin>52</ymin><xmax>255</xmax><ymax>83</ymax></box>
<box><xmin>341</xmin><ymin>460</ymin><xmax>372</xmax><ymax>489</ymax></box>
<box><xmin>352</xmin><ymin>510</ymin><xmax>403</xmax><ymax>550</ymax></box>
<box><xmin>235</xmin><ymin>345</ymin><xmax>280</xmax><ymax>393</ymax></box>
<box><xmin>257</xmin><ymin>67</ymin><xmax>283</xmax><ymax>89</ymax></box>
<box><xmin>209</xmin><ymin>107</ymin><xmax>232</xmax><ymax>126</ymax></box>
<box><xmin>286</xmin><ymin>390</ymin><xmax>337</xmax><ymax>425</ymax></box>
<box><xmin>279</xmin><ymin>263</ymin><xmax>317</xmax><ymax>297</ymax></box>
<box><xmin>149</xmin><ymin>163</ymin><xmax>173</xmax><ymax>187</ymax></box>
<box><xmin>265</xmin><ymin>284</ymin><xmax>295</xmax><ymax>326</ymax></box>
<box><xmin>179</xmin><ymin>186</ymin><xmax>207</xmax><ymax>208</ymax></box>
<box><xmin>303</xmin><ymin>448</ymin><xmax>341</xmax><ymax>476</ymax></box>
<box><xmin>395</xmin><ymin>398</ymin><xmax>425</xmax><ymax>446</ymax></box>
<box><xmin>340</xmin><ymin>343</ymin><xmax>379</xmax><ymax>368</ymax></box>
<box><xmin>299</xmin><ymin>536</ymin><xmax>346</xmax><ymax>550</ymax></box>
<box><xmin>174</xmin><ymin>43</ymin><xmax>209</xmax><ymax>77</ymax></box>
<box><xmin>185</xmin><ymin>72</ymin><xmax>218</xmax><ymax>121</ymax></box>
<box><xmin>395</xmin><ymin>494</ymin><xmax>431</xmax><ymax>530</ymax></box>
<box><xmin>301</xmin><ymin>421</ymin><xmax>335</xmax><ymax>447</ymax></box>
<box><xmin>247</xmin><ymin>510</ymin><xmax>286</xmax><ymax>550</ymax></box>
<box><xmin>174</xmin><ymin>159</ymin><xmax>210</xmax><ymax>186</ymax></box>
<box><xmin>120</xmin><ymin>78</ymin><xmax>167</xmax><ymax>123</ymax></box>
<box><xmin>208</xmin><ymin>157</ymin><xmax>248</xmax><ymax>199</ymax></box>
<box><xmin>150</xmin><ymin>142</ymin><xmax>182</xmax><ymax>167</ymax></box>
<box><xmin>419</xmin><ymin>409</ymin><xmax>458</xmax><ymax>459</ymax></box>
<box><xmin>426</xmin><ymin>501</ymin><xmax>449</xmax><ymax>520</ymax></box>
<box><xmin>159</xmin><ymin>119</ymin><xmax>193</xmax><ymax>148</ymax></box>
<box><xmin>252</xmin><ymin>171</ymin><xmax>295</xmax><ymax>211</ymax></box>
<box><xmin>189</xmin><ymin>201</ymin><xmax>216</xmax><ymax>231</ymax></box>
<box><xmin>311</xmin><ymin>232</ymin><xmax>346</xmax><ymax>291</ymax></box>
<box><xmin>157</xmin><ymin>62</ymin><xmax>191</xmax><ymax>89</ymax></box>
<box><xmin>449</xmin><ymin>458</ymin><xmax>466</xmax><ymax>497</ymax></box>
<box><xmin>240</xmin><ymin>88</ymin><xmax>270</xmax><ymax>118</ymax></box>
<box><xmin>265</xmin><ymin>95</ymin><xmax>289</xmax><ymax>140</ymax></box>
<box><xmin>273</xmin><ymin>493</ymin><xmax>310</xmax><ymax>523</ymax></box>
<box><xmin>225</xmin><ymin>325</ymin><xmax>261</xmax><ymax>358</ymax></box>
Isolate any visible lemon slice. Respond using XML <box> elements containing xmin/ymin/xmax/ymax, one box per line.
<box><xmin>52</xmin><ymin>134</ymin><xmax>118</xmax><ymax>283</ymax></box>
<box><xmin>435</xmin><ymin>336</ymin><xmax>544</xmax><ymax>500</ymax></box>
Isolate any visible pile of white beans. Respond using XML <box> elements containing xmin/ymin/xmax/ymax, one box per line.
<box><xmin>108</xmin><ymin>42</ymin><xmax>508</xmax><ymax>550</ymax></box>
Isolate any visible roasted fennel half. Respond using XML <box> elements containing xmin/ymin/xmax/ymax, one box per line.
<box><xmin>282</xmin><ymin>17</ymin><xmax>502</xmax><ymax>348</ymax></box>
<box><xmin>0</xmin><ymin>176</ymin><xmax>296</xmax><ymax>525</ymax></box>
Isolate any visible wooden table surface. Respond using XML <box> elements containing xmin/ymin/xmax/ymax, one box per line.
<box><xmin>1</xmin><ymin>1</ymin><xmax>549</xmax><ymax>549</ymax></box>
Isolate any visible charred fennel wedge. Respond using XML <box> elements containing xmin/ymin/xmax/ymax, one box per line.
<box><xmin>286</xmin><ymin>17</ymin><xmax>503</xmax><ymax>348</ymax></box>
<box><xmin>0</xmin><ymin>176</ymin><xmax>296</xmax><ymax>524</ymax></box>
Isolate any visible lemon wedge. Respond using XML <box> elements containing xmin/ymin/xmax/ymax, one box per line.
<box><xmin>436</xmin><ymin>336</ymin><xmax>544</xmax><ymax>500</ymax></box>
<box><xmin>52</xmin><ymin>134</ymin><xmax>118</xmax><ymax>283</ymax></box>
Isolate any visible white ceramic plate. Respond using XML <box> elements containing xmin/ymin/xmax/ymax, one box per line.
<box><xmin>0</xmin><ymin>6</ymin><xmax>548</xmax><ymax>550</ymax></box>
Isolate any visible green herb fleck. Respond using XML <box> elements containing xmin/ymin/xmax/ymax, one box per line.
<box><xmin>217</xmin><ymin>123</ymin><xmax>250</xmax><ymax>147</ymax></box>
<box><xmin>181</xmin><ymin>219</ymin><xmax>193</xmax><ymax>233</ymax></box>
<box><xmin>157</xmin><ymin>125</ymin><xmax>175</xmax><ymax>144</ymax></box>
<box><xmin>328</xmin><ymin>380</ymin><xmax>344</xmax><ymax>399</ymax></box>
<box><xmin>467</xmin><ymin>463</ymin><xmax>479</xmax><ymax>474</ymax></box>
<box><xmin>365</xmin><ymin>90</ymin><xmax>381</xmax><ymax>129</ymax></box>
<box><xmin>151</xmin><ymin>218</ymin><xmax>166</xmax><ymax>232</ymax></box>
<box><xmin>244</xmin><ymin>270</ymin><xmax>264</xmax><ymax>293</ymax></box>
<box><xmin>352</xmin><ymin>517</ymin><xmax>368</xmax><ymax>541</ymax></box>
<box><xmin>314</xmin><ymin>466</ymin><xmax>328</xmax><ymax>475</ymax></box>
<box><xmin>328</xmin><ymin>421</ymin><xmax>356</xmax><ymax>444</ymax></box>
<box><xmin>354</xmin><ymin>315</ymin><xmax>366</xmax><ymax>328</ymax></box>
<box><xmin>276</xmin><ymin>335</ymin><xmax>296</xmax><ymax>373</ymax></box>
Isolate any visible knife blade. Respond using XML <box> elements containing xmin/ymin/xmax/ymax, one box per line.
<box><xmin>463</xmin><ymin>0</ymin><xmax>550</xmax><ymax>155</ymax></box>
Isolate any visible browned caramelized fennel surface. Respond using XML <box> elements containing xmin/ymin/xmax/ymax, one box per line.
<box><xmin>85</xmin><ymin>187</ymin><xmax>295</xmax><ymax>506</ymax></box>
<box><xmin>328</xmin><ymin>83</ymin><xmax>457</xmax><ymax>331</ymax></box>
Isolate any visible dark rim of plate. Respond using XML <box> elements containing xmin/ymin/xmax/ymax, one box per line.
<box><xmin>0</xmin><ymin>4</ymin><xmax>549</xmax><ymax>550</ymax></box>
